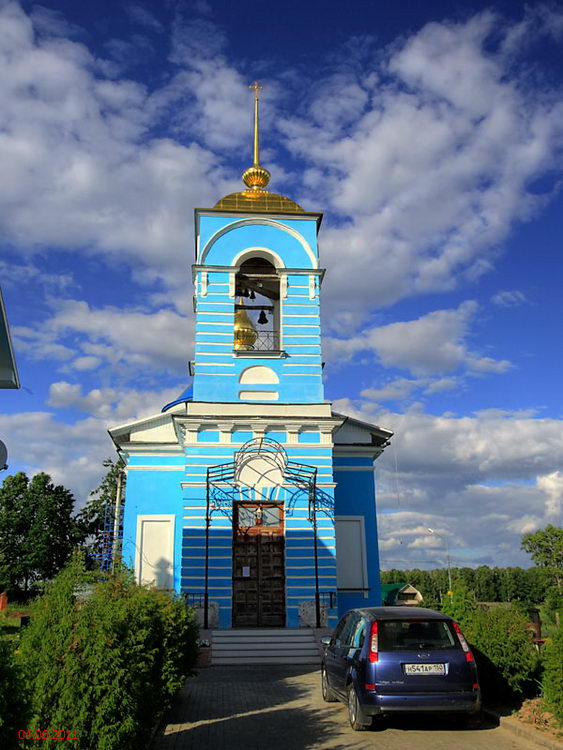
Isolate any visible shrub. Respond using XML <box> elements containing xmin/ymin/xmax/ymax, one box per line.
<box><xmin>467</xmin><ymin>606</ymin><xmax>539</xmax><ymax>701</ymax></box>
<box><xmin>441</xmin><ymin>582</ymin><xmax>477</xmax><ymax>629</ymax></box>
<box><xmin>542</xmin><ymin>627</ymin><xmax>563</xmax><ymax>725</ymax></box>
<box><xmin>0</xmin><ymin>637</ymin><xmax>29</xmax><ymax>749</ymax></box>
<box><xmin>19</xmin><ymin>556</ymin><xmax>199</xmax><ymax>750</ymax></box>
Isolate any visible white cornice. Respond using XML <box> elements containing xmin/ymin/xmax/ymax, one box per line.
<box><xmin>119</xmin><ymin>443</ymin><xmax>182</xmax><ymax>455</ymax></box>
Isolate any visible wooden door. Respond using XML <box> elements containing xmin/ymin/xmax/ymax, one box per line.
<box><xmin>232</xmin><ymin>503</ymin><xmax>285</xmax><ymax>627</ymax></box>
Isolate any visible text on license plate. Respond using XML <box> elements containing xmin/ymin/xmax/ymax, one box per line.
<box><xmin>404</xmin><ymin>663</ymin><xmax>446</xmax><ymax>675</ymax></box>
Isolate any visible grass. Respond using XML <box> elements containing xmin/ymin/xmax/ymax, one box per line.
<box><xmin>0</xmin><ymin>604</ymin><xmax>33</xmax><ymax>642</ymax></box>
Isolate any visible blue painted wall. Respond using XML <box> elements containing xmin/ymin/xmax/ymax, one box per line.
<box><xmin>121</xmin><ymin>465</ymin><xmax>185</xmax><ymax>592</ymax></box>
<box><xmin>333</xmin><ymin>455</ymin><xmax>382</xmax><ymax>615</ymax></box>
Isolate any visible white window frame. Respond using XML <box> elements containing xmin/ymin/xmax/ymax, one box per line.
<box><xmin>135</xmin><ymin>514</ymin><xmax>175</xmax><ymax>589</ymax></box>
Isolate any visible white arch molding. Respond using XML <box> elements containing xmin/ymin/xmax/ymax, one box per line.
<box><xmin>239</xmin><ymin>366</ymin><xmax>280</xmax><ymax>385</ymax></box>
<box><xmin>199</xmin><ymin>217</ymin><xmax>318</xmax><ymax>269</ymax></box>
<box><xmin>232</xmin><ymin>246</ymin><xmax>284</xmax><ymax>269</ymax></box>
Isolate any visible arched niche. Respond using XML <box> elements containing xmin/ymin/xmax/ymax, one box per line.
<box><xmin>234</xmin><ymin>257</ymin><xmax>281</xmax><ymax>352</ymax></box>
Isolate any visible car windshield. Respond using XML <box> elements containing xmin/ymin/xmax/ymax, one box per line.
<box><xmin>379</xmin><ymin>619</ymin><xmax>458</xmax><ymax>651</ymax></box>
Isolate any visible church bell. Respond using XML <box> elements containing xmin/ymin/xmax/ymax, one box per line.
<box><xmin>234</xmin><ymin>299</ymin><xmax>258</xmax><ymax>350</ymax></box>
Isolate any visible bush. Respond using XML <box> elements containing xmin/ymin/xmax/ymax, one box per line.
<box><xmin>467</xmin><ymin>606</ymin><xmax>539</xmax><ymax>701</ymax></box>
<box><xmin>0</xmin><ymin>637</ymin><xmax>29</xmax><ymax>749</ymax></box>
<box><xmin>542</xmin><ymin>628</ymin><xmax>563</xmax><ymax>725</ymax></box>
<box><xmin>441</xmin><ymin>582</ymin><xmax>477</xmax><ymax>629</ymax></box>
<box><xmin>19</xmin><ymin>556</ymin><xmax>199</xmax><ymax>750</ymax></box>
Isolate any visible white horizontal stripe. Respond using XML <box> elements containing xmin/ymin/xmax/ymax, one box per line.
<box><xmin>196</xmin><ymin>362</ymin><xmax>235</xmax><ymax>366</ymax></box>
<box><xmin>196</xmin><ymin>321</ymin><xmax>233</xmax><ymax>326</ymax></box>
<box><xmin>194</xmin><ymin>342</ymin><xmax>232</xmax><ymax>347</ymax></box>
<box><xmin>195</xmin><ymin>331</ymin><xmax>232</xmax><ymax>336</ymax></box>
<box><xmin>127</xmin><ymin>465</ymin><xmax>183</xmax><ymax>471</ymax></box>
<box><xmin>195</xmin><ymin>352</ymin><xmax>232</xmax><ymax>357</ymax></box>
<box><xmin>283</xmin><ymin>373</ymin><xmax>321</xmax><ymax>377</ymax></box>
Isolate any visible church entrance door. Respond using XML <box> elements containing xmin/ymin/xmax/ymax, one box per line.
<box><xmin>232</xmin><ymin>502</ymin><xmax>285</xmax><ymax>627</ymax></box>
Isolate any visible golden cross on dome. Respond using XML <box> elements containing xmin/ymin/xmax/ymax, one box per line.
<box><xmin>249</xmin><ymin>81</ymin><xmax>263</xmax><ymax>100</ymax></box>
<box><xmin>241</xmin><ymin>80</ymin><xmax>271</xmax><ymax>191</ymax></box>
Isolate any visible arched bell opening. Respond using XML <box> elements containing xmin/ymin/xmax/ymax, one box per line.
<box><xmin>234</xmin><ymin>257</ymin><xmax>281</xmax><ymax>351</ymax></box>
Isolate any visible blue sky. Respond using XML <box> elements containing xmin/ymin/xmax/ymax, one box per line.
<box><xmin>1</xmin><ymin>0</ymin><xmax>562</xmax><ymax>568</ymax></box>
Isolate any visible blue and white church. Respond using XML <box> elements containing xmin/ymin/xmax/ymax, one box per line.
<box><xmin>110</xmin><ymin>84</ymin><xmax>392</xmax><ymax>630</ymax></box>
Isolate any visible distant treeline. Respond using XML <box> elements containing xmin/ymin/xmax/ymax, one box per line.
<box><xmin>381</xmin><ymin>566</ymin><xmax>552</xmax><ymax>605</ymax></box>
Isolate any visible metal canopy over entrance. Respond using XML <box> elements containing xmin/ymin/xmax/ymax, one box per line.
<box><xmin>204</xmin><ymin>437</ymin><xmax>329</xmax><ymax>628</ymax></box>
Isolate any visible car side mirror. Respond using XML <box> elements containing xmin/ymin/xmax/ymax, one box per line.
<box><xmin>321</xmin><ymin>636</ymin><xmax>331</xmax><ymax>647</ymax></box>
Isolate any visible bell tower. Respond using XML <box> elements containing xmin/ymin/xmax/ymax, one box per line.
<box><xmin>111</xmin><ymin>83</ymin><xmax>392</xmax><ymax>632</ymax></box>
<box><xmin>191</xmin><ymin>82</ymin><xmax>324</xmax><ymax>404</ymax></box>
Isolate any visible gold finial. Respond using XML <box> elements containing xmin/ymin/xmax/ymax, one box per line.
<box><xmin>242</xmin><ymin>80</ymin><xmax>270</xmax><ymax>193</ymax></box>
<box><xmin>249</xmin><ymin>81</ymin><xmax>262</xmax><ymax>167</ymax></box>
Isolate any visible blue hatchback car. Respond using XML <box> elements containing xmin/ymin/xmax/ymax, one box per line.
<box><xmin>321</xmin><ymin>606</ymin><xmax>481</xmax><ymax>731</ymax></box>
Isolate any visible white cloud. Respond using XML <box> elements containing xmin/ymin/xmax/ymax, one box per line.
<box><xmin>283</xmin><ymin>10</ymin><xmax>563</xmax><ymax>318</ymax></box>
<box><xmin>1</xmin><ymin>3</ymin><xmax>562</xmax><ymax>327</ymax></box>
<box><xmin>14</xmin><ymin>299</ymin><xmax>194</xmax><ymax>376</ymax></box>
<box><xmin>536</xmin><ymin>471</ymin><xmax>563</xmax><ymax>518</ymax></box>
<box><xmin>326</xmin><ymin>301</ymin><xmax>511</xmax><ymax>377</ymax></box>
<box><xmin>491</xmin><ymin>290</ymin><xmax>528</xmax><ymax>307</ymax></box>
<box><xmin>423</xmin><ymin>377</ymin><xmax>459</xmax><ymax>394</ymax></box>
<box><xmin>71</xmin><ymin>355</ymin><xmax>102</xmax><ymax>372</ymax></box>
<box><xmin>47</xmin><ymin>381</ymin><xmax>179</xmax><ymax>420</ymax></box>
<box><xmin>1</xmin><ymin>383</ymin><xmax>183</xmax><ymax>505</ymax></box>
<box><xmin>361</xmin><ymin>378</ymin><xmax>419</xmax><ymax>402</ymax></box>
<box><xmin>126</xmin><ymin>5</ymin><xmax>164</xmax><ymax>33</ymax></box>
<box><xmin>0</xmin><ymin>2</ymin><xmax>228</xmax><ymax>287</ymax></box>
<box><xmin>331</xmin><ymin>399</ymin><xmax>563</xmax><ymax>566</ymax></box>
<box><xmin>0</xmin><ymin>411</ymin><xmax>113</xmax><ymax>505</ymax></box>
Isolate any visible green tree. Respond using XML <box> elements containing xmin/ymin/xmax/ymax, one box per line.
<box><xmin>0</xmin><ymin>472</ymin><xmax>80</xmax><ymax>593</ymax></box>
<box><xmin>441</xmin><ymin>582</ymin><xmax>477</xmax><ymax>629</ymax></box>
<box><xmin>468</xmin><ymin>606</ymin><xmax>539</xmax><ymax>700</ymax></box>
<box><xmin>19</xmin><ymin>556</ymin><xmax>198</xmax><ymax>750</ymax></box>
<box><xmin>473</xmin><ymin>565</ymin><xmax>497</xmax><ymax>601</ymax></box>
<box><xmin>0</xmin><ymin>472</ymin><xmax>30</xmax><ymax>593</ymax></box>
<box><xmin>75</xmin><ymin>458</ymin><xmax>125</xmax><ymax>558</ymax></box>
<box><xmin>542</xmin><ymin>627</ymin><xmax>563</xmax><ymax>726</ymax></box>
<box><xmin>521</xmin><ymin>525</ymin><xmax>563</xmax><ymax>592</ymax></box>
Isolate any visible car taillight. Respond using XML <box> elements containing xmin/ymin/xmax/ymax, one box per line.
<box><xmin>369</xmin><ymin>621</ymin><xmax>378</xmax><ymax>663</ymax></box>
<box><xmin>453</xmin><ymin>622</ymin><xmax>474</xmax><ymax>662</ymax></box>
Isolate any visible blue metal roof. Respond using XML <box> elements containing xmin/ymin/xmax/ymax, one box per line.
<box><xmin>161</xmin><ymin>383</ymin><xmax>193</xmax><ymax>413</ymax></box>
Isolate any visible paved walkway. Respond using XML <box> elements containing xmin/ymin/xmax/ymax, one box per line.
<box><xmin>152</xmin><ymin>666</ymin><xmax>541</xmax><ymax>750</ymax></box>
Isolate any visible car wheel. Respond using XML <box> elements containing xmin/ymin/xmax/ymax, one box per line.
<box><xmin>321</xmin><ymin>666</ymin><xmax>337</xmax><ymax>702</ymax></box>
<box><xmin>347</xmin><ymin>684</ymin><xmax>371</xmax><ymax>731</ymax></box>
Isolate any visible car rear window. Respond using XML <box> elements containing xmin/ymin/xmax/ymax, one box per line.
<box><xmin>379</xmin><ymin>619</ymin><xmax>459</xmax><ymax>651</ymax></box>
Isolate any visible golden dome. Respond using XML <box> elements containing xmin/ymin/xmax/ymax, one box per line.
<box><xmin>213</xmin><ymin>82</ymin><xmax>304</xmax><ymax>215</ymax></box>
<box><xmin>214</xmin><ymin>190</ymin><xmax>304</xmax><ymax>213</ymax></box>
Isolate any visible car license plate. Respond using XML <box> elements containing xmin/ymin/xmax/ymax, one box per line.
<box><xmin>404</xmin><ymin>663</ymin><xmax>446</xmax><ymax>675</ymax></box>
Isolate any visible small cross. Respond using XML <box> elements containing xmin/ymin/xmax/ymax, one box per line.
<box><xmin>249</xmin><ymin>81</ymin><xmax>263</xmax><ymax>99</ymax></box>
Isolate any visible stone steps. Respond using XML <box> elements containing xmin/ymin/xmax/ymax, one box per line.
<box><xmin>211</xmin><ymin>628</ymin><xmax>322</xmax><ymax>665</ymax></box>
